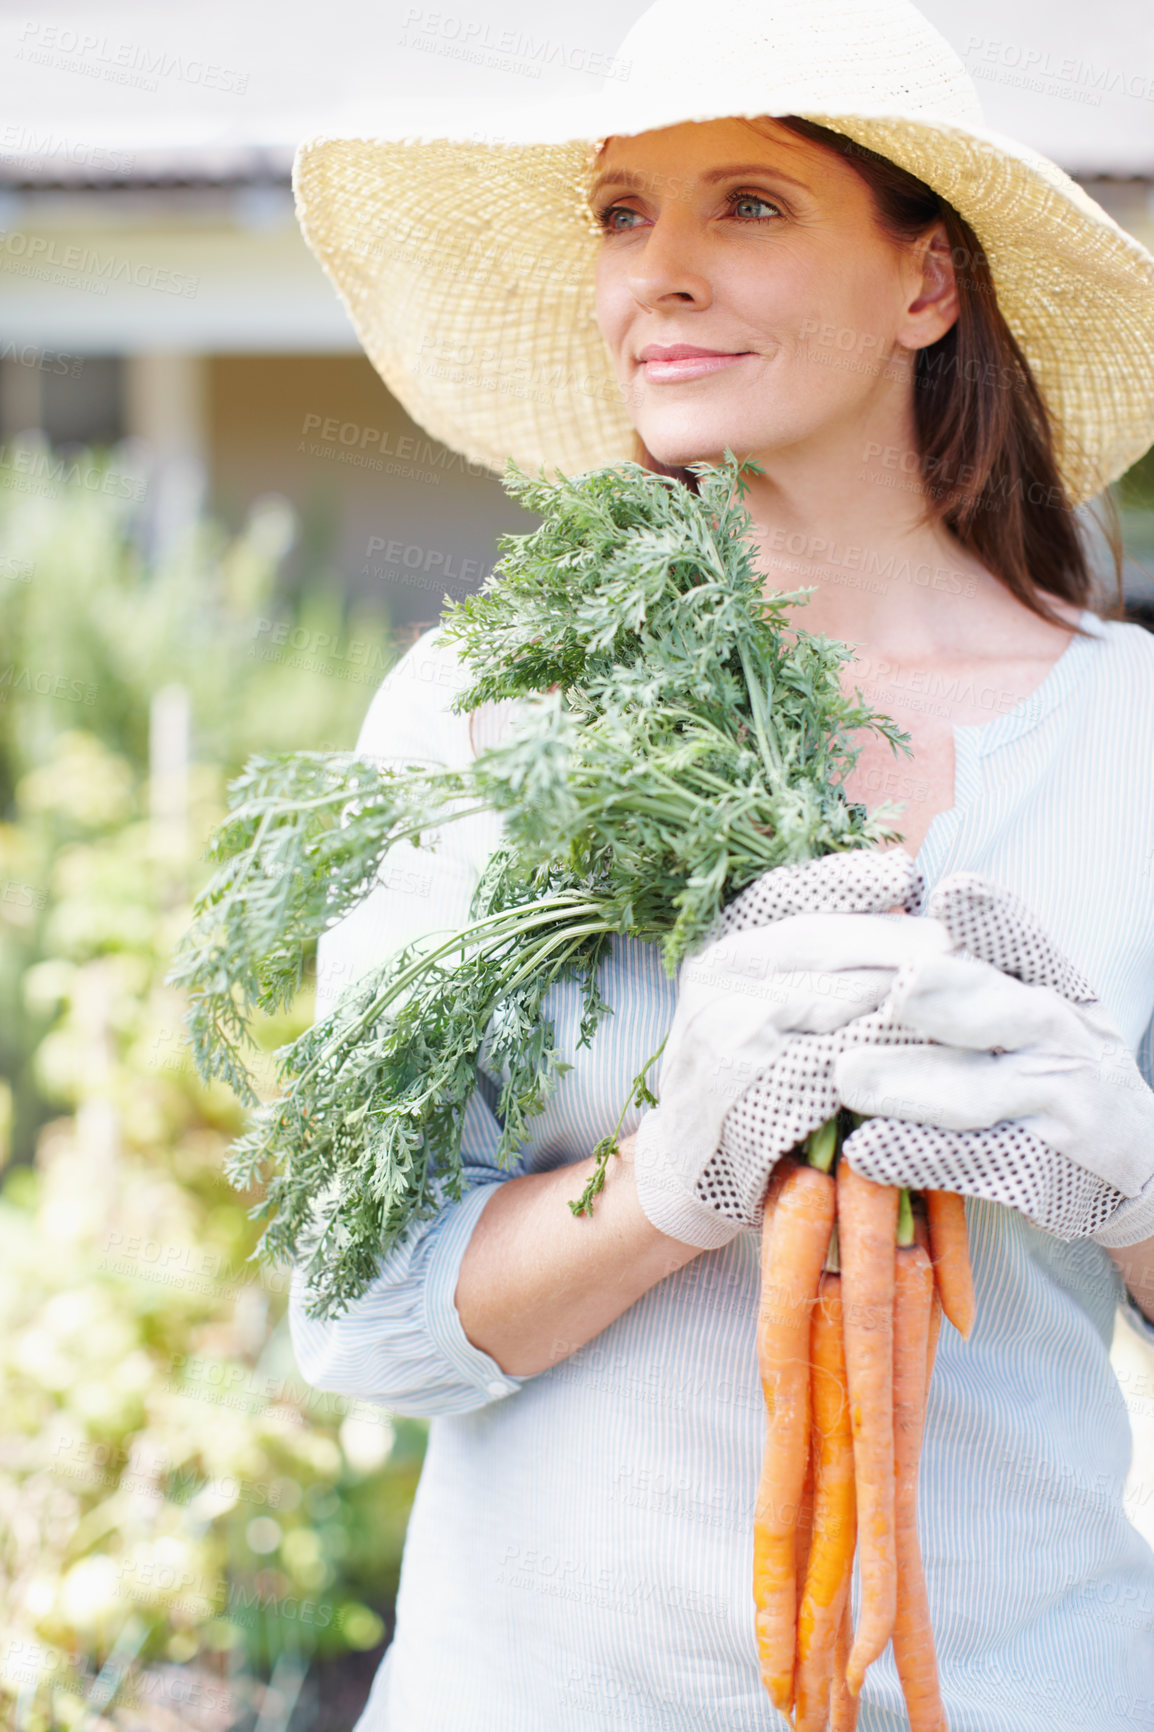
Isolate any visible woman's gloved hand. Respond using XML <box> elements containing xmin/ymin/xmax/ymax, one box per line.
<box><xmin>833</xmin><ymin>874</ymin><xmax>1154</xmax><ymax>1246</ymax></box>
<box><xmin>631</xmin><ymin>850</ymin><xmax>954</xmax><ymax>1248</ymax></box>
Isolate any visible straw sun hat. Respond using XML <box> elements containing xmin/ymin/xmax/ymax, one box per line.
<box><xmin>293</xmin><ymin>0</ymin><xmax>1154</xmax><ymax>507</ymax></box>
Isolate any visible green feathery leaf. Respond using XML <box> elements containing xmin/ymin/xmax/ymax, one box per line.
<box><xmin>171</xmin><ymin>450</ymin><xmax>909</xmax><ymax>1316</ymax></box>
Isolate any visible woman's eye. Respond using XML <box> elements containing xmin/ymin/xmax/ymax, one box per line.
<box><xmin>594</xmin><ymin>203</ymin><xmax>642</xmax><ymax>233</ymax></box>
<box><xmin>728</xmin><ymin>191</ymin><xmax>782</xmax><ymax>221</ymax></box>
<box><xmin>593</xmin><ymin>189</ymin><xmax>783</xmax><ymax>232</ymax></box>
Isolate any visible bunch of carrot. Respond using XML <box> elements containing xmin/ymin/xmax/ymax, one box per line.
<box><xmin>753</xmin><ymin>1115</ymin><xmax>975</xmax><ymax>1730</ymax></box>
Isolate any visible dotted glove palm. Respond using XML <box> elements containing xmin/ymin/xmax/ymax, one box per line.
<box><xmin>833</xmin><ymin>875</ymin><xmax>1154</xmax><ymax>1246</ymax></box>
<box><xmin>631</xmin><ymin>850</ymin><xmax>952</xmax><ymax>1249</ymax></box>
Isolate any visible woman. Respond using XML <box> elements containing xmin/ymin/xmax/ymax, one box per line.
<box><xmin>289</xmin><ymin>0</ymin><xmax>1154</xmax><ymax>1724</ymax></box>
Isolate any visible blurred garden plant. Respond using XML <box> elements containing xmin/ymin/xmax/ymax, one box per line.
<box><xmin>0</xmin><ymin>440</ymin><xmax>417</xmax><ymax>1730</ymax></box>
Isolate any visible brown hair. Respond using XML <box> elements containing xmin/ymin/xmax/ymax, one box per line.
<box><xmin>631</xmin><ymin>114</ymin><xmax>1124</xmax><ymax>628</ymax></box>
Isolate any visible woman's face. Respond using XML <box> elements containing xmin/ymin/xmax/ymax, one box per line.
<box><xmin>591</xmin><ymin>116</ymin><xmax>951</xmax><ymax>472</ymax></box>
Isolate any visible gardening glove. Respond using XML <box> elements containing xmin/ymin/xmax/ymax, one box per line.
<box><xmin>631</xmin><ymin>850</ymin><xmax>954</xmax><ymax>1249</ymax></box>
<box><xmin>713</xmin><ymin>867</ymin><xmax>1098</xmax><ymax>1210</ymax></box>
<box><xmin>832</xmin><ymin>873</ymin><xmax>1154</xmax><ymax>1246</ymax></box>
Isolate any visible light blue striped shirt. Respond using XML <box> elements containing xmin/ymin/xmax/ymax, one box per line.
<box><xmin>290</xmin><ymin>613</ymin><xmax>1154</xmax><ymax>1731</ymax></box>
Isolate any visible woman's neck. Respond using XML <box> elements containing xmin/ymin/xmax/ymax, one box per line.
<box><xmin>738</xmin><ymin>469</ymin><xmax>1082</xmax><ymax>660</ymax></box>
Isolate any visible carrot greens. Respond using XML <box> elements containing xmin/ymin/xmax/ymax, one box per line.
<box><xmin>170</xmin><ymin>450</ymin><xmax>908</xmax><ymax>1318</ymax></box>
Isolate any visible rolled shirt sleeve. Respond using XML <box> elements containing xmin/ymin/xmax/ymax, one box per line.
<box><xmin>287</xmin><ymin>628</ymin><xmax>527</xmax><ymax>1416</ymax></box>
<box><xmin>289</xmin><ymin>1090</ymin><xmax>525</xmax><ymax>1416</ymax></box>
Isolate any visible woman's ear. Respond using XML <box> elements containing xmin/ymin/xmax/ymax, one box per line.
<box><xmin>899</xmin><ymin>220</ymin><xmax>959</xmax><ymax>351</ymax></box>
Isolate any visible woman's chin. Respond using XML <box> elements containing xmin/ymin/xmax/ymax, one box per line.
<box><xmin>639</xmin><ymin>434</ymin><xmax>734</xmax><ymax>469</ymax></box>
<box><xmin>649</xmin><ymin>446</ymin><xmax>755</xmax><ymax>473</ymax></box>
<box><xmin>635</xmin><ymin>419</ymin><xmax>773</xmax><ymax>472</ymax></box>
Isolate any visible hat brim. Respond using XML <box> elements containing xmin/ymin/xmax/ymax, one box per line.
<box><xmin>293</xmin><ymin>106</ymin><xmax>1154</xmax><ymax>505</ymax></box>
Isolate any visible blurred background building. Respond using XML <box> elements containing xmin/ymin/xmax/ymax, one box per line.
<box><xmin>1</xmin><ymin>0</ymin><xmax>1153</xmax><ymax>630</ymax></box>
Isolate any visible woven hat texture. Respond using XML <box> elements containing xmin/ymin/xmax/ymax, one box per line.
<box><xmin>293</xmin><ymin>0</ymin><xmax>1154</xmax><ymax>506</ymax></box>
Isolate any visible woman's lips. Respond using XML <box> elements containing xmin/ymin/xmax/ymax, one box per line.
<box><xmin>637</xmin><ymin>352</ymin><xmax>753</xmax><ymax>382</ymax></box>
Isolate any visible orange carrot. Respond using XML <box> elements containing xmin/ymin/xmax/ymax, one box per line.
<box><xmin>830</xmin><ymin>1590</ymin><xmax>860</xmax><ymax>1731</ymax></box>
<box><xmin>927</xmin><ymin>1288</ymin><xmax>943</xmax><ymax>1384</ymax></box>
<box><xmin>794</xmin><ymin>1273</ymin><xmax>857</xmax><ymax>1732</ymax></box>
<box><xmin>789</xmin><ymin>1445</ymin><xmax>818</xmax><ymax>1721</ymax></box>
<box><xmin>754</xmin><ymin>1152</ymin><xmax>804</xmax><ymax>1701</ymax></box>
<box><xmin>912</xmin><ymin>1209</ymin><xmax>943</xmax><ymax>1387</ymax></box>
<box><xmin>925</xmin><ymin>1190</ymin><xmax>975</xmax><ymax>1338</ymax></box>
<box><xmin>892</xmin><ymin>1241</ymin><xmax>947</xmax><ymax>1730</ymax></box>
<box><xmin>794</xmin><ymin>1444</ymin><xmax>816</xmax><ymax>1626</ymax></box>
<box><xmin>760</xmin><ymin>1153</ymin><xmax>798</xmax><ymax>1250</ymax></box>
<box><xmin>753</xmin><ymin>1160</ymin><xmax>836</xmax><ymax>1713</ymax></box>
<box><xmin>912</xmin><ymin>1209</ymin><xmax>944</xmax><ymax>1388</ymax></box>
<box><xmin>836</xmin><ymin>1160</ymin><xmax>899</xmax><ymax>1695</ymax></box>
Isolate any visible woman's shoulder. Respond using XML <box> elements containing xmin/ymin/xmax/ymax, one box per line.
<box><xmin>1081</xmin><ymin>609</ymin><xmax>1154</xmax><ymax>663</ymax></box>
<box><xmin>1075</xmin><ymin>610</ymin><xmax>1154</xmax><ymax>712</ymax></box>
<box><xmin>355</xmin><ymin>624</ymin><xmax>473</xmax><ymax>767</ymax></box>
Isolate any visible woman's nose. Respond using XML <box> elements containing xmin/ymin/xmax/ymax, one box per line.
<box><xmin>626</xmin><ymin>208</ymin><xmax>714</xmax><ymax>311</ymax></box>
